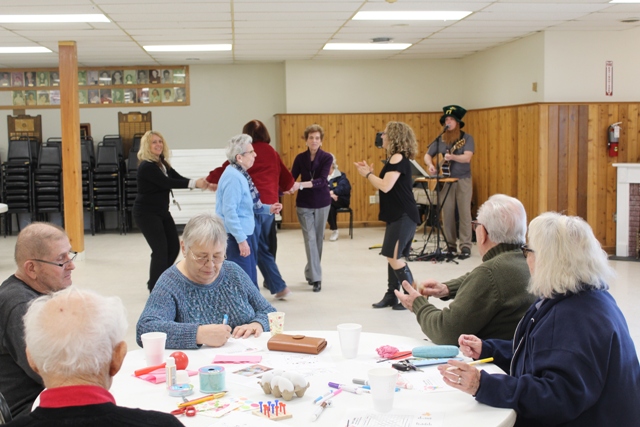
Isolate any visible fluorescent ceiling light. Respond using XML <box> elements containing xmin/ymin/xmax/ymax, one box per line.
<box><xmin>144</xmin><ymin>44</ymin><xmax>232</xmax><ymax>52</ymax></box>
<box><xmin>610</xmin><ymin>0</ymin><xmax>640</xmax><ymax>3</ymax></box>
<box><xmin>353</xmin><ymin>11</ymin><xmax>472</xmax><ymax>21</ymax></box>
<box><xmin>0</xmin><ymin>14</ymin><xmax>110</xmax><ymax>23</ymax></box>
<box><xmin>0</xmin><ymin>46</ymin><xmax>52</xmax><ymax>53</ymax></box>
<box><xmin>324</xmin><ymin>43</ymin><xmax>411</xmax><ymax>51</ymax></box>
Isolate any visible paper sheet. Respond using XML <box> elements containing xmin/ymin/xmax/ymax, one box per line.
<box><xmin>343</xmin><ymin>410</ymin><xmax>444</xmax><ymax>427</ymax></box>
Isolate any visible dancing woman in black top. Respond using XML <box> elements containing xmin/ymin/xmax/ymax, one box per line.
<box><xmin>355</xmin><ymin>121</ymin><xmax>420</xmax><ymax>310</ymax></box>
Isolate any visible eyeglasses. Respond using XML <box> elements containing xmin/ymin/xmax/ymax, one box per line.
<box><xmin>380</xmin><ymin>131</ymin><xmax>387</xmax><ymax>136</ymax></box>
<box><xmin>471</xmin><ymin>220</ymin><xmax>482</xmax><ymax>231</ymax></box>
<box><xmin>521</xmin><ymin>244</ymin><xmax>535</xmax><ymax>259</ymax></box>
<box><xmin>189</xmin><ymin>250</ymin><xmax>226</xmax><ymax>266</ymax></box>
<box><xmin>241</xmin><ymin>150</ymin><xmax>255</xmax><ymax>156</ymax></box>
<box><xmin>31</xmin><ymin>251</ymin><xmax>77</xmax><ymax>268</ymax></box>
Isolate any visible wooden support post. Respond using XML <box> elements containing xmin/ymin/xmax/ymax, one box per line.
<box><xmin>58</xmin><ymin>41</ymin><xmax>84</xmax><ymax>254</ymax></box>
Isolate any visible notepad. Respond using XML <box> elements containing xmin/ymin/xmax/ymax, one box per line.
<box><xmin>213</xmin><ymin>355</ymin><xmax>263</xmax><ymax>364</ymax></box>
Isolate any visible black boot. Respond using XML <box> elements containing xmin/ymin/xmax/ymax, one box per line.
<box><xmin>372</xmin><ymin>265</ymin><xmax>399</xmax><ymax>308</ymax></box>
<box><xmin>391</xmin><ymin>265</ymin><xmax>415</xmax><ymax>310</ymax></box>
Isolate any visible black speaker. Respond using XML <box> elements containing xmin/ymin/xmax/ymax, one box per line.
<box><xmin>375</xmin><ymin>132</ymin><xmax>383</xmax><ymax>148</ymax></box>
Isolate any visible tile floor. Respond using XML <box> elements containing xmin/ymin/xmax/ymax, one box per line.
<box><xmin>1</xmin><ymin>226</ymin><xmax>638</xmax><ymax>355</ymax></box>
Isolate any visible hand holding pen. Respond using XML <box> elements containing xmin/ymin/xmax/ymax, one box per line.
<box><xmin>437</xmin><ymin>358</ymin><xmax>485</xmax><ymax>395</ymax></box>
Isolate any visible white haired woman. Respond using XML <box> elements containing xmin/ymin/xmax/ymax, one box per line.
<box><xmin>438</xmin><ymin>212</ymin><xmax>640</xmax><ymax>426</ymax></box>
<box><xmin>137</xmin><ymin>213</ymin><xmax>276</xmax><ymax>349</ymax></box>
<box><xmin>133</xmin><ymin>130</ymin><xmax>211</xmax><ymax>292</ymax></box>
<box><xmin>216</xmin><ymin>134</ymin><xmax>282</xmax><ymax>288</ymax></box>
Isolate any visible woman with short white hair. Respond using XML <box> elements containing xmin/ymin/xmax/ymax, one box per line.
<box><xmin>438</xmin><ymin>212</ymin><xmax>640</xmax><ymax>426</ymax></box>
<box><xmin>216</xmin><ymin>134</ymin><xmax>282</xmax><ymax>288</ymax></box>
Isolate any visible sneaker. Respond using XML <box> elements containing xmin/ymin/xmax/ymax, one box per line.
<box><xmin>458</xmin><ymin>247</ymin><xmax>471</xmax><ymax>260</ymax></box>
<box><xmin>274</xmin><ymin>287</ymin><xmax>291</xmax><ymax>300</ymax></box>
<box><xmin>329</xmin><ymin>230</ymin><xmax>339</xmax><ymax>241</ymax></box>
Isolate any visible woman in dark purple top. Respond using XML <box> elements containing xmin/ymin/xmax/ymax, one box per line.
<box><xmin>290</xmin><ymin>124</ymin><xmax>333</xmax><ymax>292</ymax></box>
<box><xmin>355</xmin><ymin>121</ymin><xmax>420</xmax><ymax>310</ymax></box>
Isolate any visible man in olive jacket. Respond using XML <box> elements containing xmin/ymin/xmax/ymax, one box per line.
<box><xmin>396</xmin><ymin>194</ymin><xmax>535</xmax><ymax>345</ymax></box>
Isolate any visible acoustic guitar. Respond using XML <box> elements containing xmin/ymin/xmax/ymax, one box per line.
<box><xmin>433</xmin><ymin>137</ymin><xmax>466</xmax><ymax>177</ymax></box>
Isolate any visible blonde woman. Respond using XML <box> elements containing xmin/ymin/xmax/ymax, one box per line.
<box><xmin>355</xmin><ymin>121</ymin><xmax>421</xmax><ymax>310</ymax></box>
<box><xmin>133</xmin><ymin>130</ymin><xmax>210</xmax><ymax>292</ymax></box>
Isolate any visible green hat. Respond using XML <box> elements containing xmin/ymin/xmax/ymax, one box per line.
<box><xmin>440</xmin><ymin>105</ymin><xmax>467</xmax><ymax>128</ymax></box>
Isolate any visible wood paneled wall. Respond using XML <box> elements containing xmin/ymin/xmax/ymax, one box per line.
<box><xmin>276</xmin><ymin>104</ymin><xmax>640</xmax><ymax>251</ymax></box>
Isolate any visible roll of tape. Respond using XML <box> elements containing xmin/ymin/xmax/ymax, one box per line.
<box><xmin>168</xmin><ymin>383</ymin><xmax>194</xmax><ymax>397</ymax></box>
<box><xmin>199</xmin><ymin>365</ymin><xmax>225</xmax><ymax>393</ymax></box>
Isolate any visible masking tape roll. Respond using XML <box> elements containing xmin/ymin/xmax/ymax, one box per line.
<box><xmin>199</xmin><ymin>365</ymin><xmax>225</xmax><ymax>393</ymax></box>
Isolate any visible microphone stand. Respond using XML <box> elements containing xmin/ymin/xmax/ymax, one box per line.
<box><xmin>418</xmin><ymin>125</ymin><xmax>457</xmax><ymax>264</ymax></box>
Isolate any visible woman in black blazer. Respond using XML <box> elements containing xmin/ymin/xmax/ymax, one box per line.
<box><xmin>133</xmin><ymin>130</ymin><xmax>210</xmax><ymax>292</ymax></box>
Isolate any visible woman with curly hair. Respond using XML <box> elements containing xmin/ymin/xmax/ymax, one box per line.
<box><xmin>355</xmin><ymin>121</ymin><xmax>421</xmax><ymax>310</ymax></box>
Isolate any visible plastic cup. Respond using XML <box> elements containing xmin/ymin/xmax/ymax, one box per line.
<box><xmin>337</xmin><ymin>323</ymin><xmax>362</xmax><ymax>359</ymax></box>
<box><xmin>141</xmin><ymin>332</ymin><xmax>167</xmax><ymax>366</ymax></box>
<box><xmin>268</xmin><ymin>312</ymin><xmax>285</xmax><ymax>336</ymax></box>
<box><xmin>368</xmin><ymin>367</ymin><xmax>398</xmax><ymax>413</ymax></box>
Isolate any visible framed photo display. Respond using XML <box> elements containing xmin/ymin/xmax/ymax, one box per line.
<box><xmin>0</xmin><ymin>65</ymin><xmax>189</xmax><ymax>109</ymax></box>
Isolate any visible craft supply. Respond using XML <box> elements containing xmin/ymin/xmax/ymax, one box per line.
<box><xmin>311</xmin><ymin>400</ymin><xmax>332</xmax><ymax>422</ymax></box>
<box><xmin>168</xmin><ymin>384</ymin><xmax>194</xmax><ymax>398</ymax></box>
<box><xmin>376</xmin><ymin>351</ymin><xmax>412</xmax><ymax>363</ymax></box>
<box><xmin>352</xmin><ymin>378</ymin><xmax>369</xmax><ymax>386</ymax></box>
<box><xmin>446</xmin><ymin>357</ymin><xmax>494</xmax><ymax>371</ymax></box>
<box><xmin>170</xmin><ymin>405</ymin><xmax>196</xmax><ymax>417</ymax></box>
<box><xmin>252</xmin><ymin>401</ymin><xmax>292</xmax><ymax>421</ymax></box>
<box><xmin>177</xmin><ymin>392</ymin><xmax>227</xmax><ymax>408</ymax></box>
<box><xmin>199</xmin><ymin>365</ymin><xmax>226</xmax><ymax>393</ymax></box>
<box><xmin>223</xmin><ymin>314</ymin><xmax>229</xmax><ymax>325</ymax></box>
<box><xmin>213</xmin><ymin>355</ymin><xmax>262</xmax><ymax>364</ymax></box>
<box><xmin>327</xmin><ymin>382</ymin><xmax>363</xmax><ymax>394</ymax></box>
<box><xmin>316</xmin><ymin>388</ymin><xmax>342</xmax><ymax>405</ymax></box>
<box><xmin>176</xmin><ymin>370</ymin><xmax>190</xmax><ymax>385</ymax></box>
<box><xmin>165</xmin><ymin>356</ymin><xmax>176</xmax><ymax>388</ymax></box>
<box><xmin>412</xmin><ymin>345</ymin><xmax>459</xmax><ymax>359</ymax></box>
<box><xmin>313</xmin><ymin>391</ymin><xmax>333</xmax><ymax>404</ymax></box>
<box><xmin>134</xmin><ymin>351</ymin><xmax>188</xmax><ymax>377</ymax></box>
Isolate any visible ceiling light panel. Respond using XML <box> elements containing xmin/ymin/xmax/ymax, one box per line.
<box><xmin>353</xmin><ymin>11</ymin><xmax>472</xmax><ymax>21</ymax></box>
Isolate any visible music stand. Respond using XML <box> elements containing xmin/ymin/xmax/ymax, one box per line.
<box><xmin>414</xmin><ymin>126</ymin><xmax>458</xmax><ymax>263</ymax></box>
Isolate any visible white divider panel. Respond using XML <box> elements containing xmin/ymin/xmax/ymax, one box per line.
<box><xmin>168</xmin><ymin>149</ymin><xmax>226</xmax><ymax>225</ymax></box>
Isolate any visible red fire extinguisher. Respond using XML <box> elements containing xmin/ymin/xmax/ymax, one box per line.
<box><xmin>608</xmin><ymin>122</ymin><xmax>621</xmax><ymax>157</ymax></box>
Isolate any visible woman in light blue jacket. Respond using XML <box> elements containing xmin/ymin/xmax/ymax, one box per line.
<box><xmin>216</xmin><ymin>134</ymin><xmax>282</xmax><ymax>287</ymax></box>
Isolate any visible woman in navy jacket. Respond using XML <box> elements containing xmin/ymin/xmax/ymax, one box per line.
<box><xmin>438</xmin><ymin>212</ymin><xmax>640</xmax><ymax>427</ymax></box>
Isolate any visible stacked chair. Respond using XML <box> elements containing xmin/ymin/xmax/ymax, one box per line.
<box><xmin>1</xmin><ymin>139</ymin><xmax>34</xmax><ymax>235</ymax></box>
<box><xmin>93</xmin><ymin>142</ymin><xmax>123</xmax><ymax>234</ymax></box>
<box><xmin>33</xmin><ymin>143</ymin><xmax>63</xmax><ymax>222</ymax></box>
<box><xmin>81</xmin><ymin>139</ymin><xmax>95</xmax><ymax>235</ymax></box>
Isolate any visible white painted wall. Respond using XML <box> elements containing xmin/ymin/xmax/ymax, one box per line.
<box><xmin>284</xmin><ymin>59</ymin><xmax>466</xmax><ymax>113</ymax></box>
<box><xmin>544</xmin><ymin>26</ymin><xmax>640</xmax><ymax>102</ymax></box>
<box><xmin>462</xmin><ymin>32</ymin><xmax>545</xmax><ymax>109</ymax></box>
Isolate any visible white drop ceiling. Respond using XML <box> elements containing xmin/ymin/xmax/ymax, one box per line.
<box><xmin>0</xmin><ymin>0</ymin><xmax>639</xmax><ymax>67</ymax></box>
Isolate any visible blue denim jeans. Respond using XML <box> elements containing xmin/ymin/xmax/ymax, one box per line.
<box><xmin>255</xmin><ymin>214</ymin><xmax>287</xmax><ymax>294</ymax></box>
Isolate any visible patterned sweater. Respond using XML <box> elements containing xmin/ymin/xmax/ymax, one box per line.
<box><xmin>136</xmin><ymin>262</ymin><xmax>276</xmax><ymax>349</ymax></box>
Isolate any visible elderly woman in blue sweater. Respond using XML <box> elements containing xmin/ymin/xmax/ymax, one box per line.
<box><xmin>216</xmin><ymin>134</ymin><xmax>283</xmax><ymax>287</ymax></box>
<box><xmin>136</xmin><ymin>213</ymin><xmax>276</xmax><ymax>349</ymax></box>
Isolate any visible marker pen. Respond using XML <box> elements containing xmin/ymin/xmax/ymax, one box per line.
<box><xmin>315</xmin><ymin>388</ymin><xmax>342</xmax><ymax>406</ymax></box>
<box><xmin>362</xmin><ymin>385</ymin><xmax>401</xmax><ymax>392</ymax></box>
<box><xmin>311</xmin><ymin>400</ymin><xmax>332</xmax><ymax>421</ymax></box>
<box><xmin>327</xmin><ymin>382</ymin><xmax>363</xmax><ymax>394</ymax></box>
<box><xmin>222</xmin><ymin>314</ymin><xmax>229</xmax><ymax>325</ymax></box>
<box><xmin>352</xmin><ymin>378</ymin><xmax>369</xmax><ymax>386</ymax></box>
<box><xmin>313</xmin><ymin>391</ymin><xmax>333</xmax><ymax>404</ymax></box>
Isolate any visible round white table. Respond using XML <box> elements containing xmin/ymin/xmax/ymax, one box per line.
<box><xmin>111</xmin><ymin>331</ymin><xmax>516</xmax><ymax>427</ymax></box>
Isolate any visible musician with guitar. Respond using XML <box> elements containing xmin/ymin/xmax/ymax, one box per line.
<box><xmin>424</xmin><ymin>105</ymin><xmax>475</xmax><ymax>260</ymax></box>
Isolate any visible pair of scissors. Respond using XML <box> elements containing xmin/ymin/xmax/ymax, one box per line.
<box><xmin>171</xmin><ymin>405</ymin><xmax>196</xmax><ymax>417</ymax></box>
<box><xmin>391</xmin><ymin>360</ymin><xmax>423</xmax><ymax>372</ymax></box>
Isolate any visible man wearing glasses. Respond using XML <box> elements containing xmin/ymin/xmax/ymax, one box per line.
<box><xmin>395</xmin><ymin>194</ymin><xmax>536</xmax><ymax>345</ymax></box>
<box><xmin>0</xmin><ymin>223</ymin><xmax>75</xmax><ymax>418</ymax></box>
